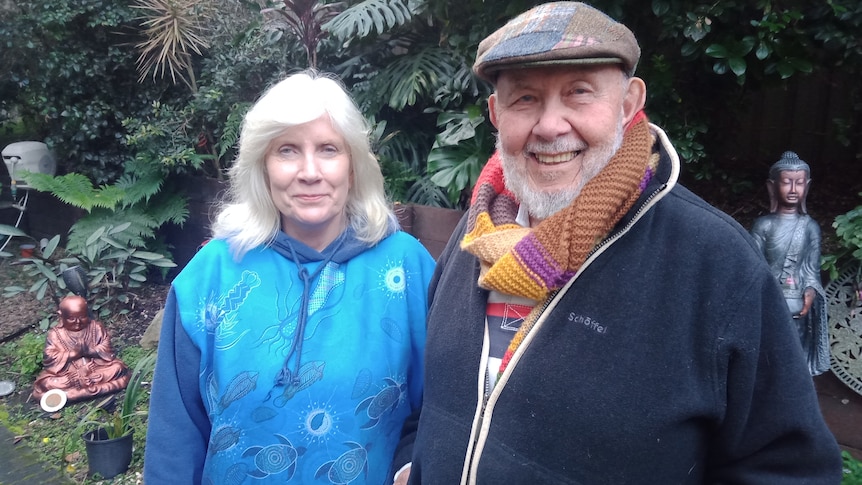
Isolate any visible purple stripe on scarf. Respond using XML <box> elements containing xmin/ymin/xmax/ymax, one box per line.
<box><xmin>638</xmin><ymin>166</ymin><xmax>654</xmax><ymax>192</ymax></box>
<box><xmin>514</xmin><ymin>233</ymin><xmax>571</xmax><ymax>289</ymax></box>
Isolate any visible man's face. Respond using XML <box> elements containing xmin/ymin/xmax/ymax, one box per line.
<box><xmin>489</xmin><ymin>65</ymin><xmax>644</xmax><ymax>221</ymax></box>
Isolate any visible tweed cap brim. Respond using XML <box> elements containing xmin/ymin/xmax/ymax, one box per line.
<box><xmin>474</xmin><ymin>2</ymin><xmax>640</xmax><ymax>83</ymax></box>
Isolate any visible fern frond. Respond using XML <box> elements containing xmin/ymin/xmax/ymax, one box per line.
<box><xmin>116</xmin><ymin>171</ymin><xmax>165</xmax><ymax>207</ymax></box>
<box><xmin>21</xmin><ymin>172</ymin><xmax>123</xmax><ymax>211</ymax></box>
<box><xmin>324</xmin><ymin>0</ymin><xmax>412</xmax><ymax>40</ymax></box>
<box><xmin>143</xmin><ymin>191</ymin><xmax>189</xmax><ymax>227</ymax></box>
<box><xmin>217</xmin><ymin>103</ymin><xmax>249</xmax><ymax>159</ymax></box>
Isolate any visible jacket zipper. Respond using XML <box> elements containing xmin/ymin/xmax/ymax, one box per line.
<box><xmin>589</xmin><ymin>184</ymin><xmax>667</xmax><ymax>257</ymax></box>
<box><xmin>466</xmin><ymin>291</ymin><xmax>558</xmax><ymax>483</ymax></box>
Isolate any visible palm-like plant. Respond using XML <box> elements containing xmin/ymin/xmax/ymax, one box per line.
<box><xmin>324</xmin><ymin>0</ymin><xmax>493</xmax><ymax>208</ymax></box>
<box><xmin>133</xmin><ymin>0</ymin><xmax>211</xmax><ymax>91</ymax></box>
<box><xmin>261</xmin><ymin>0</ymin><xmax>345</xmax><ymax>69</ymax></box>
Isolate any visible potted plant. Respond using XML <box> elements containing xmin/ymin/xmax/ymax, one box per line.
<box><xmin>80</xmin><ymin>351</ymin><xmax>156</xmax><ymax>479</ymax></box>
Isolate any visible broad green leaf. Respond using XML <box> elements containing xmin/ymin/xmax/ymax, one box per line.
<box><xmin>651</xmin><ymin>0</ymin><xmax>669</xmax><ymax>16</ymax></box>
<box><xmin>0</xmin><ymin>224</ymin><xmax>28</xmax><ymax>236</ymax></box>
<box><xmin>777</xmin><ymin>61</ymin><xmax>794</xmax><ymax>79</ymax></box>
<box><xmin>33</xmin><ymin>261</ymin><xmax>57</xmax><ymax>280</ymax></box>
<box><xmin>42</xmin><ymin>235</ymin><xmax>61</xmax><ymax>259</ymax></box>
<box><xmin>325</xmin><ymin>0</ymin><xmax>411</xmax><ymax>39</ymax></box>
<box><xmin>739</xmin><ymin>36</ymin><xmax>756</xmax><ymax>55</ymax></box>
<box><xmin>728</xmin><ymin>57</ymin><xmax>747</xmax><ymax>76</ymax></box>
<box><xmin>681</xmin><ymin>42</ymin><xmax>699</xmax><ymax>57</ymax></box>
<box><xmin>132</xmin><ymin>250</ymin><xmax>167</xmax><ymax>260</ymax></box>
<box><xmin>705</xmin><ymin>44</ymin><xmax>729</xmax><ymax>58</ymax></box>
<box><xmin>36</xmin><ymin>280</ymin><xmax>48</xmax><ymax>300</ymax></box>
<box><xmin>86</xmin><ymin>226</ymin><xmax>107</xmax><ymax>246</ymax></box>
<box><xmin>108</xmin><ymin>222</ymin><xmax>132</xmax><ymax>235</ymax></box>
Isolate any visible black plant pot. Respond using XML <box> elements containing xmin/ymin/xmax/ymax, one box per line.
<box><xmin>61</xmin><ymin>265</ymin><xmax>88</xmax><ymax>297</ymax></box>
<box><xmin>82</xmin><ymin>428</ymin><xmax>133</xmax><ymax>479</ymax></box>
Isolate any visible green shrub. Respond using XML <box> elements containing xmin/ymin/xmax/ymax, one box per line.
<box><xmin>844</xmin><ymin>451</ymin><xmax>862</xmax><ymax>485</ymax></box>
<box><xmin>0</xmin><ymin>223</ymin><xmax>176</xmax><ymax>318</ymax></box>
<box><xmin>823</xmin><ymin>196</ymin><xmax>862</xmax><ymax>280</ymax></box>
<box><xmin>5</xmin><ymin>331</ymin><xmax>46</xmax><ymax>379</ymax></box>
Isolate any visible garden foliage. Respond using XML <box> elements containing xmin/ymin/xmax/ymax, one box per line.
<box><xmin>1</xmin><ymin>0</ymin><xmax>861</xmax><ymax>228</ymax></box>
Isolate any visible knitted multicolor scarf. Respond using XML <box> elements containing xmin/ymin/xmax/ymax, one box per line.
<box><xmin>462</xmin><ymin>113</ymin><xmax>658</xmax><ymax>378</ymax></box>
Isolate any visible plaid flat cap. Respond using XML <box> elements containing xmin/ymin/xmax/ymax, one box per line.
<box><xmin>474</xmin><ymin>2</ymin><xmax>640</xmax><ymax>83</ymax></box>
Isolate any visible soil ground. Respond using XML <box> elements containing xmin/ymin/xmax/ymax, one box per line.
<box><xmin>0</xmin><ymin>255</ymin><xmax>168</xmax><ymax>349</ymax></box>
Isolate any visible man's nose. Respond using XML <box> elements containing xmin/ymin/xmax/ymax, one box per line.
<box><xmin>533</xmin><ymin>102</ymin><xmax>571</xmax><ymax>141</ymax></box>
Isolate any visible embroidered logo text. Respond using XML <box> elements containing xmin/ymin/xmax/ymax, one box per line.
<box><xmin>568</xmin><ymin>313</ymin><xmax>607</xmax><ymax>334</ymax></box>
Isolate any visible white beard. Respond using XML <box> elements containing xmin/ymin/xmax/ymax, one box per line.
<box><xmin>499</xmin><ymin>119</ymin><xmax>625</xmax><ymax>221</ymax></box>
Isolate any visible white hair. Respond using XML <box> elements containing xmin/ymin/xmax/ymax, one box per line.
<box><xmin>211</xmin><ymin>70</ymin><xmax>396</xmax><ymax>260</ymax></box>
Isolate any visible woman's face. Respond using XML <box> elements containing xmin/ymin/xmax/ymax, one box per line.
<box><xmin>265</xmin><ymin>115</ymin><xmax>352</xmax><ymax>250</ymax></box>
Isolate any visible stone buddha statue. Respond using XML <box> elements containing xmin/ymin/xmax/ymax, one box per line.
<box><xmin>750</xmin><ymin>151</ymin><xmax>829</xmax><ymax>376</ymax></box>
<box><xmin>32</xmin><ymin>295</ymin><xmax>131</xmax><ymax>403</ymax></box>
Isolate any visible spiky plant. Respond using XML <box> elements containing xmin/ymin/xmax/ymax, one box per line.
<box><xmin>133</xmin><ymin>0</ymin><xmax>211</xmax><ymax>91</ymax></box>
<box><xmin>81</xmin><ymin>352</ymin><xmax>157</xmax><ymax>439</ymax></box>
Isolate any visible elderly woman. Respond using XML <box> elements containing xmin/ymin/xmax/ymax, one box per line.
<box><xmin>144</xmin><ymin>70</ymin><xmax>434</xmax><ymax>484</ymax></box>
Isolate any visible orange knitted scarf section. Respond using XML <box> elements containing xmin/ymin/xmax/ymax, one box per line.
<box><xmin>462</xmin><ymin>115</ymin><xmax>658</xmax><ymax>378</ymax></box>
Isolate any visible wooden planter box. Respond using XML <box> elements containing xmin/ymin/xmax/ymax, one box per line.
<box><xmin>395</xmin><ymin>203</ymin><xmax>464</xmax><ymax>259</ymax></box>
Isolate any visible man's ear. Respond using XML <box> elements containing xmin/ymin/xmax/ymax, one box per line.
<box><xmin>488</xmin><ymin>93</ymin><xmax>499</xmax><ymax>129</ymax></box>
<box><xmin>622</xmin><ymin>77</ymin><xmax>647</xmax><ymax>125</ymax></box>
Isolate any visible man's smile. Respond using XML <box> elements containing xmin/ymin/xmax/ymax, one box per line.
<box><xmin>532</xmin><ymin>150</ymin><xmax>582</xmax><ymax>164</ymax></box>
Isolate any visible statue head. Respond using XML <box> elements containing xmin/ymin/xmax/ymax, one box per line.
<box><xmin>58</xmin><ymin>295</ymin><xmax>91</xmax><ymax>332</ymax></box>
<box><xmin>766</xmin><ymin>151</ymin><xmax>811</xmax><ymax>214</ymax></box>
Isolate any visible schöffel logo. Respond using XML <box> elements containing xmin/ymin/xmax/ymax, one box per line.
<box><xmin>567</xmin><ymin>313</ymin><xmax>607</xmax><ymax>334</ymax></box>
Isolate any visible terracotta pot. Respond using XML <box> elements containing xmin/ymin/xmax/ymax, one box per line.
<box><xmin>19</xmin><ymin>244</ymin><xmax>35</xmax><ymax>258</ymax></box>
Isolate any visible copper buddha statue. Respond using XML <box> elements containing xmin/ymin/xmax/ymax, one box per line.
<box><xmin>32</xmin><ymin>295</ymin><xmax>131</xmax><ymax>403</ymax></box>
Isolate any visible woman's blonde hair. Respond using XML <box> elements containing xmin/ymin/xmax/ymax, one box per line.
<box><xmin>211</xmin><ymin>70</ymin><xmax>396</xmax><ymax>260</ymax></box>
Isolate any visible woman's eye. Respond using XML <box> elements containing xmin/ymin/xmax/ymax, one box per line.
<box><xmin>321</xmin><ymin>144</ymin><xmax>340</xmax><ymax>155</ymax></box>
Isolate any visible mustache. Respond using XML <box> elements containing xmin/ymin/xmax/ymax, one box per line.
<box><xmin>524</xmin><ymin>136</ymin><xmax>586</xmax><ymax>154</ymax></box>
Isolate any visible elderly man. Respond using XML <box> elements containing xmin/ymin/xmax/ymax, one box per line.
<box><xmin>392</xmin><ymin>2</ymin><xmax>841</xmax><ymax>484</ymax></box>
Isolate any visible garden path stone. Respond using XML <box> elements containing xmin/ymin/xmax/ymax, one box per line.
<box><xmin>0</xmin><ymin>423</ymin><xmax>72</xmax><ymax>484</ymax></box>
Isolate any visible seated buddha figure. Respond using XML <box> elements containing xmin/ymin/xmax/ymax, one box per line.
<box><xmin>32</xmin><ymin>295</ymin><xmax>130</xmax><ymax>402</ymax></box>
